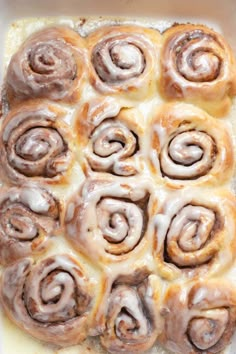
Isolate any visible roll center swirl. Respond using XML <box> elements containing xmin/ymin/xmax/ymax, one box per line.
<box><xmin>92</xmin><ymin>36</ymin><xmax>146</xmax><ymax>83</ymax></box>
<box><xmin>28</xmin><ymin>42</ymin><xmax>77</xmax><ymax>80</ymax></box>
<box><xmin>15</xmin><ymin>128</ymin><xmax>64</xmax><ymax>162</ymax></box>
<box><xmin>174</xmin><ymin>31</ymin><xmax>223</xmax><ymax>83</ymax></box>
<box><xmin>188</xmin><ymin>309</ymin><xmax>229</xmax><ymax>350</ymax></box>
<box><xmin>160</xmin><ymin>130</ymin><xmax>217</xmax><ymax>180</ymax></box>
<box><xmin>1</xmin><ymin>208</ymin><xmax>38</xmax><ymax>241</ymax></box>
<box><xmin>97</xmin><ymin>198</ymin><xmax>143</xmax><ymax>246</ymax></box>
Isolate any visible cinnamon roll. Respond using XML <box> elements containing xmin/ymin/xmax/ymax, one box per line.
<box><xmin>76</xmin><ymin>97</ymin><xmax>143</xmax><ymax>176</ymax></box>
<box><xmin>0</xmin><ymin>101</ymin><xmax>74</xmax><ymax>184</ymax></box>
<box><xmin>160</xmin><ymin>24</ymin><xmax>236</xmax><ymax>116</ymax></box>
<box><xmin>5</xmin><ymin>26</ymin><xmax>87</xmax><ymax>106</ymax></box>
<box><xmin>148</xmin><ymin>103</ymin><xmax>233</xmax><ymax>188</ymax></box>
<box><xmin>160</xmin><ymin>280</ymin><xmax>236</xmax><ymax>353</ymax></box>
<box><xmin>88</xmin><ymin>25</ymin><xmax>161</xmax><ymax>99</ymax></box>
<box><xmin>101</xmin><ymin>274</ymin><xmax>162</xmax><ymax>353</ymax></box>
<box><xmin>154</xmin><ymin>188</ymin><xmax>236</xmax><ymax>279</ymax></box>
<box><xmin>65</xmin><ymin>176</ymin><xmax>154</xmax><ymax>265</ymax></box>
<box><xmin>0</xmin><ymin>184</ymin><xmax>59</xmax><ymax>265</ymax></box>
<box><xmin>0</xmin><ymin>255</ymin><xmax>92</xmax><ymax>346</ymax></box>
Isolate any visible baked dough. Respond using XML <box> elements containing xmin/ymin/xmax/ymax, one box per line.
<box><xmin>4</xmin><ymin>26</ymin><xmax>87</xmax><ymax>107</ymax></box>
<box><xmin>0</xmin><ymin>183</ymin><xmax>59</xmax><ymax>265</ymax></box>
<box><xmin>154</xmin><ymin>188</ymin><xmax>236</xmax><ymax>280</ymax></box>
<box><xmin>76</xmin><ymin>96</ymin><xmax>144</xmax><ymax>176</ymax></box>
<box><xmin>160</xmin><ymin>280</ymin><xmax>236</xmax><ymax>353</ymax></box>
<box><xmin>0</xmin><ymin>100</ymin><xmax>74</xmax><ymax>184</ymax></box>
<box><xmin>0</xmin><ymin>255</ymin><xmax>93</xmax><ymax>346</ymax></box>
<box><xmin>1</xmin><ymin>21</ymin><xmax>236</xmax><ymax>354</ymax></box>
<box><xmin>87</xmin><ymin>25</ymin><xmax>161</xmax><ymax>100</ymax></box>
<box><xmin>147</xmin><ymin>102</ymin><xmax>234</xmax><ymax>188</ymax></box>
<box><xmin>65</xmin><ymin>175</ymin><xmax>154</xmax><ymax>264</ymax></box>
<box><xmin>159</xmin><ymin>24</ymin><xmax>236</xmax><ymax>116</ymax></box>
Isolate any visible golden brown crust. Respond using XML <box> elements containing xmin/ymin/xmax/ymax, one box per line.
<box><xmin>159</xmin><ymin>24</ymin><xmax>236</xmax><ymax>117</ymax></box>
<box><xmin>87</xmin><ymin>25</ymin><xmax>161</xmax><ymax>100</ymax></box>
<box><xmin>75</xmin><ymin>97</ymin><xmax>144</xmax><ymax>177</ymax></box>
<box><xmin>0</xmin><ymin>183</ymin><xmax>59</xmax><ymax>265</ymax></box>
<box><xmin>65</xmin><ymin>175</ymin><xmax>156</xmax><ymax>266</ymax></box>
<box><xmin>100</xmin><ymin>274</ymin><xmax>163</xmax><ymax>353</ymax></box>
<box><xmin>0</xmin><ymin>255</ymin><xmax>94</xmax><ymax>347</ymax></box>
<box><xmin>5</xmin><ymin>26</ymin><xmax>87</xmax><ymax>106</ymax></box>
<box><xmin>160</xmin><ymin>280</ymin><xmax>236</xmax><ymax>353</ymax></box>
<box><xmin>146</xmin><ymin>102</ymin><xmax>234</xmax><ymax>189</ymax></box>
<box><xmin>0</xmin><ymin>100</ymin><xmax>75</xmax><ymax>185</ymax></box>
<box><xmin>1</xmin><ymin>21</ymin><xmax>236</xmax><ymax>354</ymax></box>
<box><xmin>154</xmin><ymin>188</ymin><xmax>236</xmax><ymax>280</ymax></box>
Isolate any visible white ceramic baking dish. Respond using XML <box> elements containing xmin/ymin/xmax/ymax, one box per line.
<box><xmin>0</xmin><ymin>0</ymin><xmax>236</xmax><ymax>353</ymax></box>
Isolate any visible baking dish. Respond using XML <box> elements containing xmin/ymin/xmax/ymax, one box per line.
<box><xmin>1</xmin><ymin>0</ymin><xmax>236</xmax><ymax>353</ymax></box>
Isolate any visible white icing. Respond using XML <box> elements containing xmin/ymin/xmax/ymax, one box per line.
<box><xmin>161</xmin><ymin>131</ymin><xmax>215</xmax><ymax>179</ymax></box>
<box><xmin>154</xmin><ymin>214</ymin><xmax>171</xmax><ymax>252</ymax></box>
<box><xmin>153</xmin><ymin>124</ymin><xmax>167</xmax><ymax>148</ymax></box>
<box><xmin>3</xmin><ymin>109</ymin><xmax>55</xmax><ymax>142</ymax></box>
<box><xmin>177</xmin><ymin>38</ymin><xmax>221</xmax><ymax>82</ymax></box>
<box><xmin>191</xmin><ymin>287</ymin><xmax>208</xmax><ymax>305</ymax></box>
<box><xmin>94</xmin><ymin>38</ymin><xmax>145</xmax><ymax>83</ymax></box>
<box><xmin>113</xmin><ymin>287</ymin><xmax>149</xmax><ymax>337</ymax></box>
<box><xmin>1</xmin><ymin>15</ymin><xmax>236</xmax><ymax>354</ymax></box>
<box><xmin>21</xmin><ymin>188</ymin><xmax>50</xmax><ymax>213</ymax></box>
<box><xmin>87</xmin><ymin>118</ymin><xmax>139</xmax><ymax>176</ymax></box>
<box><xmin>66</xmin><ymin>202</ymin><xmax>75</xmax><ymax>222</ymax></box>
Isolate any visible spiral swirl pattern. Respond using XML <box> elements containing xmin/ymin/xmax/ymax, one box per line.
<box><xmin>86</xmin><ymin>119</ymin><xmax>139</xmax><ymax>176</ymax></box>
<box><xmin>161</xmin><ymin>281</ymin><xmax>236</xmax><ymax>354</ymax></box>
<box><xmin>0</xmin><ymin>255</ymin><xmax>92</xmax><ymax>346</ymax></box>
<box><xmin>165</xmin><ymin>204</ymin><xmax>219</xmax><ymax>267</ymax></box>
<box><xmin>161</xmin><ymin>130</ymin><xmax>216</xmax><ymax>180</ymax></box>
<box><xmin>5</xmin><ymin>27</ymin><xmax>86</xmax><ymax>104</ymax></box>
<box><xmin>97</xmin><ymin>197</ymin><xmax>143</xmax><ymax>255</ymax></box>
<box><xmin>155</xmin><ymin>189</ymin><xmax>236</xmax><ymax>279</ymax></box>
<box><xmin>0</xmin><ymin>102</ymin><xmax>73</xmax><ymax>184</ymax></box>
<box><xmin>1</xmin><ymin>21</ymin><xmax>236</xmax><ymax>354</ymax></box>
<box><xmin>65</xmin><ymin>177</ymin><xmax>151</xmax><ymax>263</ymax></box>
<box><xmin>149</xmin><ymin>103</ymin><xmax>234</xmax><ymax>187</ymax></box>
<box><xmin>160</xmin><ymin>25</ymin><xmax>236</xmax><ymax>116</ymax></box>
<box><xmin>92</xmin><ymin>37</ymin><xmax>145</xmax><ymax>83</ymax></box>
<box><xmin>0</xmin><ymin>184</ymin><xmax>59</xmax><ymax>265</ymax></box>
<box><xmin>173</xmin><ymin>30</ymin><xmax>222</xmax><ymax>83</ymax></box>
<box><xmin>88</xmin><ymin>25</ymin><xmax>161</xmax><ymax>97</ymax></box>
<box><xmin>101</xmin><ymin>275</ymin><xmax>161</xmax><ymax>353</ymax></box>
